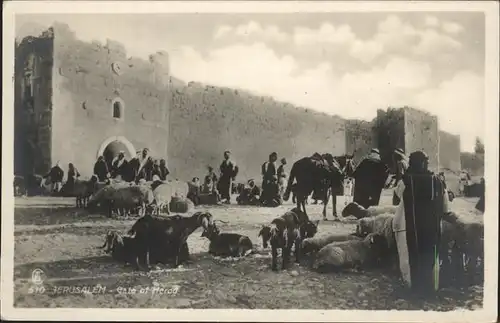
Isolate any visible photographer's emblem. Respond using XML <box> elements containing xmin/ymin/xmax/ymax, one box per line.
<box><xmin>32</xmin><ymin>268</ymin><xmax>45</xmax><ymax>285</ymax></box>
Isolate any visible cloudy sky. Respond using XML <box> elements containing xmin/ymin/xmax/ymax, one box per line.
<box><xmin>16</xmin><ymin>13</ymin><xmax>485</xmax><ymax>152</ymax></box>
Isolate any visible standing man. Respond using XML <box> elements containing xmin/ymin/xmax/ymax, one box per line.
<box><xmin>392</xmin><ymin>148</ymin><xmax>408</xmax><ymax>206</ymax></box>
<box><xmin>218</xmin><ymin>151</ymin><xmax>239</xmax><ymax>204</ymax></box>
<box><xmin>392</xmin><ymin>150</ymin><xmax>448</xmax><ymax>295</ymax></box>
<box><xmin>261</xmin><ymin>152</ymin><xmax>278</xmax><ymax>205</ymax></box>
<box><xmin>352</xmin><ymin>148</ymin><xmax>389</xmax><ymax>208</ymax></box>
<box><xmin>111</xmin><ymin>151</ymin><xmax>128</xmax><ymax>180</ymax></box>
<box><xmin>93</xmin><ymin>156</ymin><xmax>110</xmax><ymax>182</ymax></box>
<box><xmin>277</xmin><ymin>157</ymin><xmax>288</xmax><ymax>203</ymax></box>
<box><xmin>136</xmin><ymin>148</ymin><xmax>154</xmax><ymax>182</ymax></box>
<box><xmin>44</xmin><ymin>161</ymin><xmax>64</xmax><ymax>194</ymax></box>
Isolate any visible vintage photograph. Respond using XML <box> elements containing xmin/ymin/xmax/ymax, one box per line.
<box><xmin>2</xmin><ymin>1</ymin><xmax>498</xmax><ymax>322</ymax></box>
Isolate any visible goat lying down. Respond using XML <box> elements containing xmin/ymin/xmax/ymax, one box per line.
<box><xmin>98</xmin><ymin>230</ymin><xmax>141</xmax><ymax>269</ymax></box>
<box><xmin>201</xmin><ymin>222</ymin><xmax>254</xmax><ymax>257</ymax></box>
<box><xmin>311</xmin><ymin>233</ymin><xmax>389</xmax><ymax>272</ymax></box>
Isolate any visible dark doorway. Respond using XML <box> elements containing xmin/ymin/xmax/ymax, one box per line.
<box><xmin>103</xmin><ymin>140</ymin><xmax>132</xmax><ymax>169</ymax></box>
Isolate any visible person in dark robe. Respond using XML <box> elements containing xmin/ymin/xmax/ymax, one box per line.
<box><xmin>392</xmin><ymin>148</ymin><xmax>409</xmax><ymax>206</ymax></box>
<box><xmin>277</xmin><ymin>158</ymin><xmax>288</xmax><ymax>203</ymax></box>
<box><xmin>352</xmin><ymin>148</ymin><xmax>389</xmax><ymax>209</ymax></box>
<box><xmin>237</xmin><ymin>179</ymin><xmax>261</xmax><ymax>205</ymax></box>
<box><xmin>125</xmin><ymin>151</ymin><xmax>141</xmax><ymax>182</ymax></box>
<box><xmin>135</xmin><ymin>148</ymin><xmax>154</xmax><ymax>182</ymax></box>
<box><xmin>261</xmin><ymin>176</ymin><xmax>281</xmax><ymax>207</ymax></box>
<box><xmin>111</xmin><ymin>151</ymin><xmax>129</xmax><ymax>180</ymax></box>
<box><xmin>217</xmin><ymin>151</ymin><xmax>239</xmax><ymax>204</ymax></box>
<box><xmin>260</xmin><ymin>152</ymin><xmax>279</xmax><ymax>205</ymax></box>
<box><xmin>63</xmin><ymin>163</ymin><xmax>80</xmax><ymax>195</ymax></box>
<box><xmin>393</xmin><ymin>150</ymin><xmax>448</xmax><ymax>296</ymax></box>
<box><xmin>44</xmin><ymin>161</ymin><xmax>64</xmax><ymax>193</ymax></box>
<box><xmin>475</xmin><ymin>177</ymin><xmax>485</xmax><ymax>212</ymax></box>
<box><xmin>158</xmin><ymin>159</ymin><xmax>170</xmax><ymax>180</ymax></box>
<box><xmin>93</xmin><ymin>156</ymin><xmax>110</xmax><ymax>182</ymax></box>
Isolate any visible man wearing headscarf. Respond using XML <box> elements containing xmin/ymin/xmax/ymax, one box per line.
<box><xmin>64</xmin><ymin>162</ymin><xmax>80</xmax><ymax>194</ymax></box>
<box><xmin>392</xmin><ymin>150</ymin><xmax>448</xmax><ymax>295</ymax></box>
<box><xmin>158</xmin><ymin>159</ymin><xmax>170</xmax><ymax>181</ymax></box>
<box><xmin>392</xmin><ymin>148</ymin><xmax>409</xmax><ymax>206</ymax></box>
<box><xmin>44</xmin><ymin>161</ymin><xmax>64</xmax><ymax>193</ymax></box>
<box><xmin>261</xmin><ymin>152</ymin><xmax>279</xmax><ymax>205</ymax></box>
<box><xmin>218</xmin><ymin>150</ymin><xmax>239</xmax><ymax>204</ymax></box>
<box><xmin>135</xmin><ymin>148</ymin><xmax>154</xmax><ymax>182</ymax></box>
<box><xmin>277</xmin><ymin>157</ymin><xmax>288</xmax><ymax>203</ymax></box>
<box><xmin>126</xmin><ymin>150</ymin><xmax>141</xmax><ymax>182</ymax></box>
<box><xmin>111</xmin><ymin>151</ymin><xmax>128</xmax><ymax>180</ymax></box>
<box><xmin>237</xmin><ymin>179</ymin><xmax>261</xmax><ymax>205</ymax></box>
<box><xmin>93</xmin><ymin>156</ymin><xmax>110</xmax><ymax>182</ymax></box>
<box><xmin>352</xmin><ymin>148</ymin><xmax>389</xmax><ymax>208</ymax></box>
<box><xmin>475</xmin><ymin>177</ymin><xmax>485</xmax><ymax>213</ymax></box>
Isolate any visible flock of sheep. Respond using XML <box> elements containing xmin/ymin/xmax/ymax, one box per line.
<box><xmin>89</xmin><ymin>173</ymin><xmax>483</xmax><ymax>287</ymax></box>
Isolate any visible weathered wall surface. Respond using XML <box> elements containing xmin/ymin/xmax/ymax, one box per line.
<box><xmin>345</xmin><ymin>119</ymin><xmax>374</xmax><ymax>164</ymax></box>
<box><xmin>438</xmin><ymin>130</ymin><xmax>461</xmax><ymax>172</ymax></box>
<box><xmin>168</xmin><ymin>82</ymin><xmax>346</xmax><ymax>182</ymax></box>
<box><xmin>14</xmin><ymin>31</ymin><xmax>54</xmax><ymax>176</ymax></box>
<box><xmin>404</xmin><ymin>107</ymin><xmax>439</xmax><ymax>172</ymax></box>
<box><xmin>51</xmin><ymin>23</ymin><xmax>170</xmax><ymax>177</ymax></box>
<box><xmin>372</xmin><ymin>108</ymin><xmax>406</xmax><ymax>172</ymax></box>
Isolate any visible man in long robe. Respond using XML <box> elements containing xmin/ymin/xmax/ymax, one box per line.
<box><xmin>352</xmin><ymin>148</ymin><xmax>389</xmax><ymax>208</ymax></box>
<box><xmin>135</xmin><ymin>148</ymin><xmax>154</xmax><ymax>182</ymax></box>
<box><xmin>475</xmin><ymin>177</ymin><xmax>485</xmax><ymax>212</ymax></box>
<box><xmin>392</xmin><ymin>148</ymin><xmax>409</xmax><ymax>206</ymax></box>
<box><xmin>277</xmin><ymin>158</ymin><xmax>288</xmax><ymax>203</ymax></box>
<box><xmin>125</xmin><ymin>150</ymin><xmax>142</xmax><ymax>182</ymax></box>
<box><xmin>260</xmin><ymin>152</ymin><xmax>279</xmax><ymax>205</ymax></box>
<box><xmin>63</xmin><ymin>162</ymin><xmax>80</xmax><ymax>195</ymax></box>
<box><xmin>217</xmin><ymin>151</ymin><xmax>238</xmax><ymax>204</ymax></box>
<box><xmin>44</xmin><ymin>161</ymin><xmax>64</xmax><ymax>193</ymax></box>
<box><xmin>111</xmin><ymin>151</ymin><xmax>128</xmax><ymax>180</ymax></box>
<box><xmin>93</xmin><ymin>156</ymin><xmax>110</xmax><ymax>182</ymax></box>
<box><xmin>392</xmin><ymin>150</ymin><xmax>449</xmax><ymax>295</ymax></box>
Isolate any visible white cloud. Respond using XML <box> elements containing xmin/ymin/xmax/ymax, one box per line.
<box><xmin>414</xmin><ymin>71</ymin><xmax>484</xmax><ymax>152</ymax></box>
<box><xmin>214</xmin><ymin>25</ymin><xmax>232</xmax><ymax>39</ymax></box>
<box><xmin>424</xmin><ymin>15</ymin><xmax>440</xmax><ymax>27</ymax></box>
<box><xmin>290</xmin><ymin>15</ymin><xmax>463</xmax><ymax>62</ymax></box>
<box><xmin>213</xmin><ymin>21</ymin><xmax>289</xmax><ymax>42</ymax></box>
<box><xmin>412</xmin><ymin>28</ymin><xmax>462</xmax><ymax>56</ymax></box>
<box><xmin>170</xmin><ymin>42</ymin><xmax>482</xmax><ymax>152</ymax></box>
<box><xmin>442</xmin><ymin>21</ymin><xmax>465</xmax><ymax>34</ymax></box>
<box><xmin>293</xmin><ymin>23</ymin><xmax>385</xmax><ymax>63</ymax></box>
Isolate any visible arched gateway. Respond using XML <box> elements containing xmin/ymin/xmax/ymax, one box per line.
<box><xmin>97</xmin><ymin>136</ymin><xmax>136</xmax><ymax>168</ymax></box>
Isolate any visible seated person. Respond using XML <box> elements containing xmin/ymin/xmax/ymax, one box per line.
<box><xmin>237</xmin><ymin>179</ymin><xmax>261</xmax><ymax>205</ymax></box>
<box><xmin>260</xmin><ymin>176</ymin><xmax>281</xmax><ymax>207</ymax></box>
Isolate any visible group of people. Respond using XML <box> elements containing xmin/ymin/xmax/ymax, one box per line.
<box><xmin>93</xmin><ymin>148</ymin><xmax>170</xmax><ymax>184</ymax></box>
<box><xmin>192</xmin><ymin>150</ymin><xmax>288</xmax><ymax>207</ymax></box>
<box><xmin>192</xmin><ymin>150</ymin><xmax>239</xmax><ymax>205</ymax></box>
<box><xmin>42</xmin><ymin>161</ymin><xmax>81</xmax><ymax>194</ymax></box>
<box><xmin>42</xmin><ymin>147</ymin><xmax>170</xmax><ymax>195</ymax></box>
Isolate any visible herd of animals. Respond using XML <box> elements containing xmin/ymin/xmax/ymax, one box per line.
<box><xmin>98</xmin><ymin>201</ymin><xmax>483</xmax><ymax>288</ymax></box>
<box><xmin>15</xmin><ymin>152</ymin><xmax>484</xmax><ymax>288</ymax></box>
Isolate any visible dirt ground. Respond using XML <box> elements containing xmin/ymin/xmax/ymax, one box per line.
<box><xmin>13</xmin><ymin>191</ymin><xmax>484</xmax><ymax>310</ymax></box>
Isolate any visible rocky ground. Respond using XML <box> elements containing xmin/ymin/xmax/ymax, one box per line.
<box><xmin>13</xmin><ymin>191</ymin><xmax>484</xmax><ymax>309</ymax></box>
